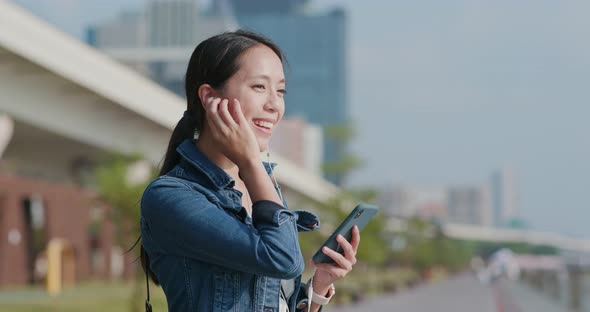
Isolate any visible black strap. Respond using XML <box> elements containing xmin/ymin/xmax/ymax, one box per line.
<box><xmin>145</xmin><ymin>251</ymin><xmax>152</xmax><ymax>312</ymax></box>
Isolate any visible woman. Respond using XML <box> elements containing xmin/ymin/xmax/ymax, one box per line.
<box><xmin>140</xmin><ymin>30</ymin><xmax>360</xmax><ymax>312</ymax></box>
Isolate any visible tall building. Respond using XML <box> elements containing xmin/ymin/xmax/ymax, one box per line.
<box><xmin>228</xmin><ymin>2</ymin><xmax>348</xmax><ymax>184</ymax></box>
<box><xmin>378</xmin><ymin>185</ymin><xmax>448</xmax><ymax>220</ymax></box>
<box><xmin>490</xmin><ymin>168</ymin><xmax>520</xmax><ymax>227</ymax></box>
<box><xmin>380</xmin><ymin>182</ymin><xmax>493</xmax><ymax>226</ymax></box>
<box><xmin>379</xmin><ymin>167</ymin><xmax>522</xmax><ymax>227</ymax></box>
<box><xmin>87</xmin><ymin>0</ymin><xmax>234</xmax><ymax>95</ymax></box>
<box><xmin>447</xmin><ymin>185</ymin><xmax>493</xmax><ymax>226</ymax></box>
<box><xmin>146</xmin><ymin>0</ymin><xmax>200</xmax><ymax>47</ymax></box>
<box><xmin>270</xmin><ymin>117</ymin><xmax>323</xmax><ymax>175</ymax></box>
<box><xmin>226</xmin><ymin>0</ymin><xmax>308</xmax><ymax>15</ymax></box>
<box><xmin>86</xmin><ymin>11</ymin><xmax>147</xmax><ymax>48</ymax></box>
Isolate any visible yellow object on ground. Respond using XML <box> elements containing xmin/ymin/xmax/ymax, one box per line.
<box><xmin>46</xmin><ymin>238</ymin><xmax>76</xmax><ymax>296</ymax></box>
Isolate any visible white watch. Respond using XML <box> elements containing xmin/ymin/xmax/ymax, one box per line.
<box><xmin>305</xmin><ymin>280</ymin><xmax>335</xmax><ymax>306</ymax></box>
<box><xmin>311</xmin><ymin>284</ymin><xmax>335</xmax><ymax>305</ymax></box>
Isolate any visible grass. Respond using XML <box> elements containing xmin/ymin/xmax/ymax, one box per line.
<box><xmin>0</xmin><ymin>268</ymin><xmax>425</xmax><ymax>311</ymax></box>
<box><xmin>0</xmin><ymin>280</ymin><xmax>168</xmax><ymax>312</ymax></box>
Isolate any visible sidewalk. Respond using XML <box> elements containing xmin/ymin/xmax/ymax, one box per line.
<box><xmin>328</xmin><ymin>274</ymin><xmax>495</xmax><ymax>312</ymax></box>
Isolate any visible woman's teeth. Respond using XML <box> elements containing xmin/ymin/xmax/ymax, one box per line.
<box><xmin>254</xmin><ymin>120</ymin><xmax>273</xmax><ymax>129</ymax></box>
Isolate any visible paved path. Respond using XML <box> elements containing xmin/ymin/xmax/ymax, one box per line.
<box><xmin>328</xmin><ymin>274</ymin><xmax>575</xmax><ymax>312</ymax></box>
<box><xmin>327</xmin><ymin>274</ymin><xmax>496</xmax><ymax>312</ymax></box>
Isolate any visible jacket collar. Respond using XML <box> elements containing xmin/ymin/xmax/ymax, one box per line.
<box><xmin>176</xmin><ymin>139</ymin><xmax>276</xmax><ymax>189</ymax></box>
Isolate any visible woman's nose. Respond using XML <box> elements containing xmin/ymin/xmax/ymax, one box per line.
<box><xmin>265</xmin><ymin>91</ymin><xmax>280</xmax><ymax>111</ymax></box>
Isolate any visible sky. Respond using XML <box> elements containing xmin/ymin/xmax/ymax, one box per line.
<box><xmin>10</xmin><ymin>0</ymin><xmax>590</xmax><ymax>237</ymax></box>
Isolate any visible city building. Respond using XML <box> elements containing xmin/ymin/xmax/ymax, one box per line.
<box><xmin>378</xmin><ymin>185</ymin><xmax>448</xmax><ymax>220</ymax></box>
<box><xmin>447</xmin><ymin>185</ymin><xmax>493</xmax><ymax>226</ymax></box>
<box><xmin>226</xmin><ymin>0</ymin><xmax>308</xmax><ymax>15</ymax></box>
<box><xmin>87</xmin><ymin>0</ymin><xmax>235</xmax><ymax>95</ymax></box>
<box><xmin>379</xmin><ymin>173</ymin><xmax>507</xmax><ymax>227</ymax></box>
<box><xmin>145</xmin><ymin>0</ymin><xmax>200</xmax><ymax>47</ymax></box>
<box><xmin>490</xmin><ymin>167</ymin><xmax>520</xmax><ymax>227</ymax></box>
<box><xmin>270</xmin><ymin>117</ymin><xmax>323</xmax><ymax>175</ymax></box>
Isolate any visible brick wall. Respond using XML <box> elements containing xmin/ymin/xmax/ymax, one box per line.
<box><xmin>0</xmin><ymin>173</ymin><xmax>121</xmax><ymax>287</ymax></box>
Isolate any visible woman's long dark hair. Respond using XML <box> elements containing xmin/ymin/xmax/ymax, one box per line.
<box><xmin>140</xmin><ymin>30</ymin><xmax>285</xmax><ymax>285</ymax></box>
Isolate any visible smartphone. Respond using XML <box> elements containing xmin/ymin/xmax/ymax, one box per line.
<box><xmin>312</xmin><ymin>204</ymin><xmax>379</xmax><ymax>264</ymax></box>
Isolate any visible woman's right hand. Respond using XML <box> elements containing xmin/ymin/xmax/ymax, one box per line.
<box><xmin>204</xmin><ymin>97</ymin><xmax>260</xmax><ymax>168</ymax></box>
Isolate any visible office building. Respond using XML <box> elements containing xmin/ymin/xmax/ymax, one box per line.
<box><xmin>490</xmin><ymin>167</ymin><xmax>520</xmax><ymax>227</ymax></box>
<box><xmin>87</xmin><ymin>0</ymin><xmax>234</xmax><ymax>95</ymax></box>
<box><xmin>447</xmin><ymin>185</ymin><xmax>493</xmax><ymax>226</ymax></box>
<box><xmin>270</xmin><ymin>117</ymin><xmax>323</xmax><ymax>175</ymax></box>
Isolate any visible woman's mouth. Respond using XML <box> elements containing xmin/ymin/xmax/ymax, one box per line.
<box><xmin>253</xmin><ymin>119</ymin><xmax>274</xmax><ymax>134</ymax></box>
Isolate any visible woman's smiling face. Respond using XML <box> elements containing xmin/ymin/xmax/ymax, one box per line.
<box><xmin>219</xmin><ymin>44</ymin><xmax>286</xmax><ymax>152</ymax></box>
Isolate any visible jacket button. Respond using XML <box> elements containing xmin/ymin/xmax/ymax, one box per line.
<box><xmin>296</xmin><ymin>299</ymin><xmax>309</xmax><ymax>309</ymax></box>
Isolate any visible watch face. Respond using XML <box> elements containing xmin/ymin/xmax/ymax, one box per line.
<box><xmin>296</xmin><ymin>299</ymin><xmax>309</xmax><ymax>310</ymax></box>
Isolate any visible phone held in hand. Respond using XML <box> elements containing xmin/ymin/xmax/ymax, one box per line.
<box><xmin>312</xmin><ymin>204</ymin><xmax>379</xmax><ymax>264</ymax></box>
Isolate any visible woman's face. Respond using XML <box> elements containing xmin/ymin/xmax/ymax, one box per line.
<box><xmin>220</xmin><ymin>45</ymin><xmax>286</xmax><ymax>152</ymax></box>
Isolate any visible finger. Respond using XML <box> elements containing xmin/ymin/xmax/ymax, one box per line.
<box><xmin>231</xmin><ymin>98</ymin><xmax>248</xmax><ymax>125</ymax></box>
<box><xmin>218</xmin><ymin>98</ymin><xmax>237</xmax><ymax>128</ymax></box>
<box><xmin>311</xmin><ymin>261</ymin><xmax>339</xmax><ymax>271</ymax></box>
<box><xmin>206</xmin><ymin>98</ymin><xmax>228</xmax><ymax>134</ymax></box>
<box><xmin>206</xmin><ymin>97</ymin><xmax>221</xmax><ymax>113</ymax></box>
<box><xmin>336</xmin><ymin>234</ymin><xmax>357</xmax><ymax>265</ymax></box>
<box><xmin>202</xmin><ymin>96</ymin><xmax>214</xmax><ymax>110</ymax></box>
<box><xmin>228</xmin><ymin>98</ymin><xmax>241</xmax><ymax>124</ymax></box>
<box><xmin>322</xmin><ymin>246</ymin><xmax>352</xmax><ymax>271</ymax></box>
<box><xmin>351</xmin><ymin>225</ymin><xmax>361</xmax><ymax>253</ymax></box>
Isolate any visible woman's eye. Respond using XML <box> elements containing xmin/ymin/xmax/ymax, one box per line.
<box><xmin>253</xmin><ymin>84</ymin><xmax>265</xmax><ymax>90</ymax></box>
<box><xmin>278</xmin><ymin>89</ymin><xmax>287</xmax><ymax>95</ymax></box>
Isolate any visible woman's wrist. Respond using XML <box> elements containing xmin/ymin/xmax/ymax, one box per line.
<box><xmin>311</xmin><ymin>280</ymin><xmax>332</xmax><ymax>298</ymax></box>
<box><xmin>306</xmin><ymin>277</ymin><xmax>335</xmax><ymax>308</ymax></box>
<box><xmin>311</xmin><ymin>272</ymin><xmax>334</xmax><ymax>295</ymax></box>
<box><xmin>236</xmin><ymin>156</ymin><xmax>260</xmax><ymax>174</ymax></box>
<box><xmin>238</xmin><ymin>158</ymin><xmax>283</xmax><ymax>205</ymax></box>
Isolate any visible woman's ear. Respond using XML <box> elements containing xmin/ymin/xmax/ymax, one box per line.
<box><xmin>197</xmin><ymin>84</ymin><xmax>216</xmax><ymax>108</ymax></box>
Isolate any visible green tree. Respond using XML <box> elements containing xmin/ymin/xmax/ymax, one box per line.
<box><xmin>321</xmin><ymin>121</ymin><xmax>363</xmax><ymax>185</ymax></box>
<box><xmin>96</xmin><ymin>154</ymin><xmax>154</xmax><ymax>242</ymax></box>
<box><xmin>95</xmin><ymin>154</ymin><xmax>156</xmax><ymax>312</ymax></box>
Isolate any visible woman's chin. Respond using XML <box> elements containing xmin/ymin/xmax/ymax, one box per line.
<box><xmin>257</xmin><ymin>140</ymin><xmax>268</xmax><ymax>153</ymax></box>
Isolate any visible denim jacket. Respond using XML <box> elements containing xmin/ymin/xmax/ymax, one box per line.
<box><xmin>140</xmin><ymin>139</ymin><xmax>321</xmax><ymax>311</ymax></box>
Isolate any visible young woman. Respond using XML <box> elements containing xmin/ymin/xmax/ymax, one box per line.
<box><xmin>140</xmin><ymin>30</ymin><xmax>361</xmax><ymax>312</ymax></box>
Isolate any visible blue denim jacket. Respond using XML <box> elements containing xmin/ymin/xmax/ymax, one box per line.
<box><xmin>140</xmin><ymin>139</ymin><xmax>321</xmax><ymax>311</ymax></box>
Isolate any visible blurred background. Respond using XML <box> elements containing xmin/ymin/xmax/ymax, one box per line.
<box><xmin>1</xmin><ymin>0</ymin><xmax>589</xmax><ymax>311</ymax></box>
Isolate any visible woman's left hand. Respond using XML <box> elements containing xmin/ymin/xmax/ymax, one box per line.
<box><xmin>310</xmin><ymin>225</ymin><xmax>361</xmax><ymax>291</ymax></box>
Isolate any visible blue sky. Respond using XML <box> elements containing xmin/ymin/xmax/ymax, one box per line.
<box><xmin>11</xmin><ymin>0</ymin><xmax>590</xmax><ymax>237</ymax></box>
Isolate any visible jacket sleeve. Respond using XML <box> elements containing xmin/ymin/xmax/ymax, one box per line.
<box><xmin>140</xmin><ymin>176</ymin><xmax>304</xmax><ymax>280</ymax></box>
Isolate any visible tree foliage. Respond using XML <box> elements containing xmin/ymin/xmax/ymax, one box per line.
<box><xmin>95</xmin><ymin>154</ymin><xmax>156</xmax><ymax>248</ymax></box>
